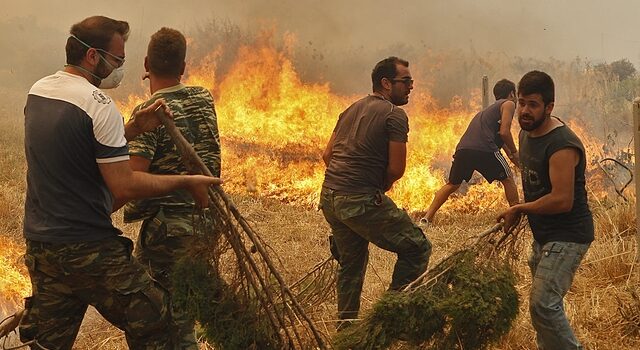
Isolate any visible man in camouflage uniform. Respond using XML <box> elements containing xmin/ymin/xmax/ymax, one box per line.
<box><xmin>20</xmin><ymin>16</ymin><xmax>219</xmax><ymax>350</ymax></box>
<box><xmin>320</xmin><ymin>57</ymin><xmax>432</xmax><ymax>329</ymax></box>
<box><xmin>124</xmin><ymin>27</ymin><xmax>221</xmax><ymax>349</ymax></box>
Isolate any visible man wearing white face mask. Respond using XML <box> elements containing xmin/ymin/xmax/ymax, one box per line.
<box><xmin>67</xmin><ymin>33</ymin><xmax>126</xmax><ymax>89</ymax></box>
<box><xmin>18</xmin><ymin>16</ymin><xmax>221</xmax><ymax>349</ymax></box>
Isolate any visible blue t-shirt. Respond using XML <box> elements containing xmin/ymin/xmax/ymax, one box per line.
<box><xmin>456</xmin><ymin>99</ymin><xmax>510</xmax><ymax>153</ymax></box>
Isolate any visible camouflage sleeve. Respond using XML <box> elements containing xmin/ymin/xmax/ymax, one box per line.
<box><xmin>206</xmin><ymin>90</ymin><xmax>221</xmax><ymax>145</ymax></box>
<box><xmin>127</xmin><ymin>104</ymin><xmax>159</xmax><ymax>160</ymax></box>
<box><xmin>203</xmin><ymin>89</ymin><xmax>222</xmax><ymax>177</ymax></box>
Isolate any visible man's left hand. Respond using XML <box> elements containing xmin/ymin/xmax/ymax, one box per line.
<box><xmin>132</xmin><ymin>99</ymin><xmax>173</xmax><ymax>133</ymax></box>
<box><xmin>497</xmin><ymin>205</ymin><xmax>522</xmax><ymax>233</ymax></box>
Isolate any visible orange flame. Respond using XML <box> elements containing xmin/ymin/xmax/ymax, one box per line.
<box><xmin>0</xmin><ymin>236</ymin><xmax>29</xmax><ymax>316</ymax></box>
<box><xmin>118</xmin><ymin>34</ymin><xmax>609</xmax><ymax>214</ymax></box>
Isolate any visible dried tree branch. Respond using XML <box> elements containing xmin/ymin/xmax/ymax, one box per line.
<box><xmin>154</xmin><ymin>109</ymin><xmax>327</xmax><ymax>349</ymax></box>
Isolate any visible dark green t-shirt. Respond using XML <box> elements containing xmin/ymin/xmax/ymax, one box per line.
<box><xmin>519</xmin><ymin>119</ymin><xmax>594</xmax><ymax>245</ymax></box>
<box><xmin>323</xmin><ymin>95</ymin><xmax>409</xmax><ymax>193</ymax></box>
<box><xmin>124</xmin><ymin>84</ymin><xmax>221</xmax><ymax>222</ymax></box>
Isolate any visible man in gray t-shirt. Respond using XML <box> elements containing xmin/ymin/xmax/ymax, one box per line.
<box><xmin>320</xmin><ymin>57</ymin><xmax>432</xmax><ymax>330</ymax></box>
<box><xmin>422</xmin><ymin>79</ymin><xmax>520</xmax><ymax>223</ymax></box>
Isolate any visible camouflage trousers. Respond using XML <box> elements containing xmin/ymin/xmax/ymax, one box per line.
<box><xmin>135</xmin><ymin>208</ymin><xmax>209</xmax><ymax>350</ymax></box>
<box><xmin>319</xmin><ymin>187</ymin><xmax>432</xmax><ymax>327</ymax></box>
<box><xmin>20</xmin><ymin>236</ymin><xmax>174</xmax><ymax>350</ymax></box>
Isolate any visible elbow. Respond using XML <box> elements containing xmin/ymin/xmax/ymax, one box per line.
<box><xmin>109</xmin><ymin>185</ymin><xmax>135</xmax><ymax>205</ymax></box>
<box><xmin>560</xmin><ymin>201</ymin><xmax>574</xmax><ymax>213</ymax></box>
<box><xmin>557</xmin><ymin>199</ymin><xmax>574</xmax><ymax>213</ymax></box>
<box><xmin>110</xmin><ymin>189</ymin><xmax>130</xmax><ymax>205</ymax></box>
<box><xmin>388</xmin><ymin>167</ymin><xmax>405</xmax><ymax>181</ymax></box>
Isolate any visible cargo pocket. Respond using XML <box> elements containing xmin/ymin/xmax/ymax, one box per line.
<box><xmin>123</xmin><ymin>283</ymin><xmax>170</xmax><ymax>338</ymax></box>
<box><xmin>141</xmin><ymin>212</ymin><xmax>169</xmax><ymax>248</ymax></box>
<box><xmin>537</xmin><ymin>242</ymin><xmax>564</xmax><ymax>272</ymax></box>
<box><xmin>334</xmin><ymin>193</ymin><xmax>372</xmax><ymax>221</ymax></box>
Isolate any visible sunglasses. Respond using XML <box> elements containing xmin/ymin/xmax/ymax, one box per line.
<box><xmin>389</xmin><ymin>77</ymin><xmax>414</xmax><ymax>86</ymax></box>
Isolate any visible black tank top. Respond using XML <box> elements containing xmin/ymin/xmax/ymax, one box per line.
<box><xmin>519</xmin><ymin>119</ymin><xmax>594</xmax><ymax>244</ymax></box>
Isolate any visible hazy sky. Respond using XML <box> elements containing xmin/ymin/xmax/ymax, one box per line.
<box><xmin>4</xmin><ymin>0</ymin><xmax>640</xmax><ymax>64</ymax></box>
<box><xmin>2</xmin><ymin>0</ymin><xmax>640</xmax><ymax>99</ymax></box>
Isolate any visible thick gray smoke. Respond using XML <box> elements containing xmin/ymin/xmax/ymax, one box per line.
<box><xmin>2</xmin><ymin>0</ymin><xmax>639</xmax><ymax>140</ymax></box>
<box><xmin>3</xmin><ymin>0</ymin><xmax>639</xmax><ymax>90</ymax></box>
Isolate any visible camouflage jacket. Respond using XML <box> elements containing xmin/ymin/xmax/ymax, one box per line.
<box><xmin>124</xmin><ymin>84</ymin><xmax>221</xmax><ymax>222</ymax></box>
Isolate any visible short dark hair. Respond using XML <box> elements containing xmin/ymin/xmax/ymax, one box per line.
<box><xmin>66</xmin><ymin>16</ymin><xmax>129</xmax><ymax>65</ymax></box>
<box><xmin>517</xmin><ymin>71</ymin><xmax>555</xmax><ymax>105</ymax></box>
<box><xmin>371</xmin><ymin>56</ymin><xmax>409</xmax><ymax>92</ymax></box>
<box><xmin>493</xmin><ymin>79</ymin><xmax>516</xmax><ymax>100</ymax></box>
<box><xmin>147</xmin><ymin>27</ymin><xmax>187</xmax><ymax>78</ymax></box>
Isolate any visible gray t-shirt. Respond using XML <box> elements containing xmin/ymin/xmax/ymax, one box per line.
<box><xmin>456</xmin><ymin>99</ymin><xmax>509</xmax><ymax>153</ymax></box>
<box><xmin>323</xmin><ymin>95</ymin><xmax>409</xmax><ymax>193</ymax></box>
<box><xmin>23</xmin><ymin>71</ymin><xmax>129</xmax><ymax>243</ymax></box>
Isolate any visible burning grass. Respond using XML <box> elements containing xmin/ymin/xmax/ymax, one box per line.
<box><xmin>1</xmin><ymin>189</ymin><xmax>639</xmax><ymax>349</ymax></box>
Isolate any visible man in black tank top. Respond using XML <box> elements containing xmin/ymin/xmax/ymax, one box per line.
<box><xmin>422</xmin><ymin>79</ymin><xmax>520</xmax><ymax>223</ymax></box>
<box><xmin>498</xmin><ymin>71</ymin><xmax>593</xmax><ymax>349</ymax></box>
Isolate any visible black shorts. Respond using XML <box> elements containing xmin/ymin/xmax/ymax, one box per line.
<box><xmin>448</xmin><ymin>149</ymin><xmax>512</xmax><ymax>185</ymax></box>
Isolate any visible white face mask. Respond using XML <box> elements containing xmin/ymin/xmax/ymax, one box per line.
<box><xmin>98</xmin><ymin>56</ymin><xmax>125</xmax><ymax>89</ymax></box>
<box><xmin>69</xmin><ymin>34</ymin><xmax>125</xmax><ymax>89</ymax></box>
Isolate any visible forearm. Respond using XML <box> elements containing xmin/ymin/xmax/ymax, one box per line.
<box><xmin>112</xmin><ymin>171</ymin><xmax>190</xmax><ymax>208</ymax></box>
<box><xmin>500</xmin><ymin>134</ymin><xmax>517</xmax><ymax>156</ymax></box>
<box><xmin>384</xmin><ymin>170</ymin><xmax>403</xmax><ymax>191</ymax></box>
<box><xmin>511</xmin><ymin>193</ymin><xmax>573</xmax><ymax>216</ymax></box>
<box><xmin>124</xmin><ymin>119</ymin><xmax>144</xmax><ymax>141</ymax></box>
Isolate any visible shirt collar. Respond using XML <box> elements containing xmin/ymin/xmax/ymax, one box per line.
<box><xmin>152</xmin><ymin>83</ymin><xmax>186</xmax><ymax>96</ymax></box>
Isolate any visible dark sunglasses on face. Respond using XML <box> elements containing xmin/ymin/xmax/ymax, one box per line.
<box><xmin>389</xmin><ymin>77</ymin><xmax>414</xmax><ymax>86</ymax></box>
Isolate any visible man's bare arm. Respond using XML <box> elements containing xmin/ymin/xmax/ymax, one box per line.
<box><xmin>499</xmin><ymin>100</ymin><xmax>519</xmax><ymax>167</ymax></box>
<box><xmin>124</xmin><ymin>99</ymin><xmax>173</xmax><ymax>141</ymax></box>
<box><xmin>99</xmin><ymin>160</ymin><xmax>221</xmax><ymax>212</ymax></box>
<box><xmin>497</xmin><ymin>148</ymin><xmax>579</xmax><ymax>231</ymax></box>
<box><xmin>129</xmin><ymin>155</ymin><xmax>152</xmax><ymax>172</ymax></box>
<box><xmin>384</xmin><ymin>141</ymin><xmax>407</xmax><ymax>191</ymax></box>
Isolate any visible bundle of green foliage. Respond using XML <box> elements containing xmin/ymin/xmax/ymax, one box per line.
<box><xmin>172</xmin><ymin>258</ymin><xmax>280</xmax><ymax>349</ymax></box>
<box><xmin>333</xmin><ymin>250</ymin><xmax>519</xmax><ymax>350</ymax></box>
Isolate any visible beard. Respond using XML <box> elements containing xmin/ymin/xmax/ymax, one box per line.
<box><xmin>94</xmin><ymin>58</ymin><xmax>112</xmax><ymax>81</ymax></box>
<box><xmin>518</xmin><ymin>113</ymin><xmax>547</xmax><ymax>131</ymax></box>
<box><xmin>390</xmin><ymin>90</ymin><xmax>409</xmax><ymax>106</ymax></box>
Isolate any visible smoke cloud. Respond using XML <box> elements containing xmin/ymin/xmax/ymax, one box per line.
<box><xmin>2</xmin><ymin>0</ymin><xmax>639</xmax><ymax>108</ymax></box>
